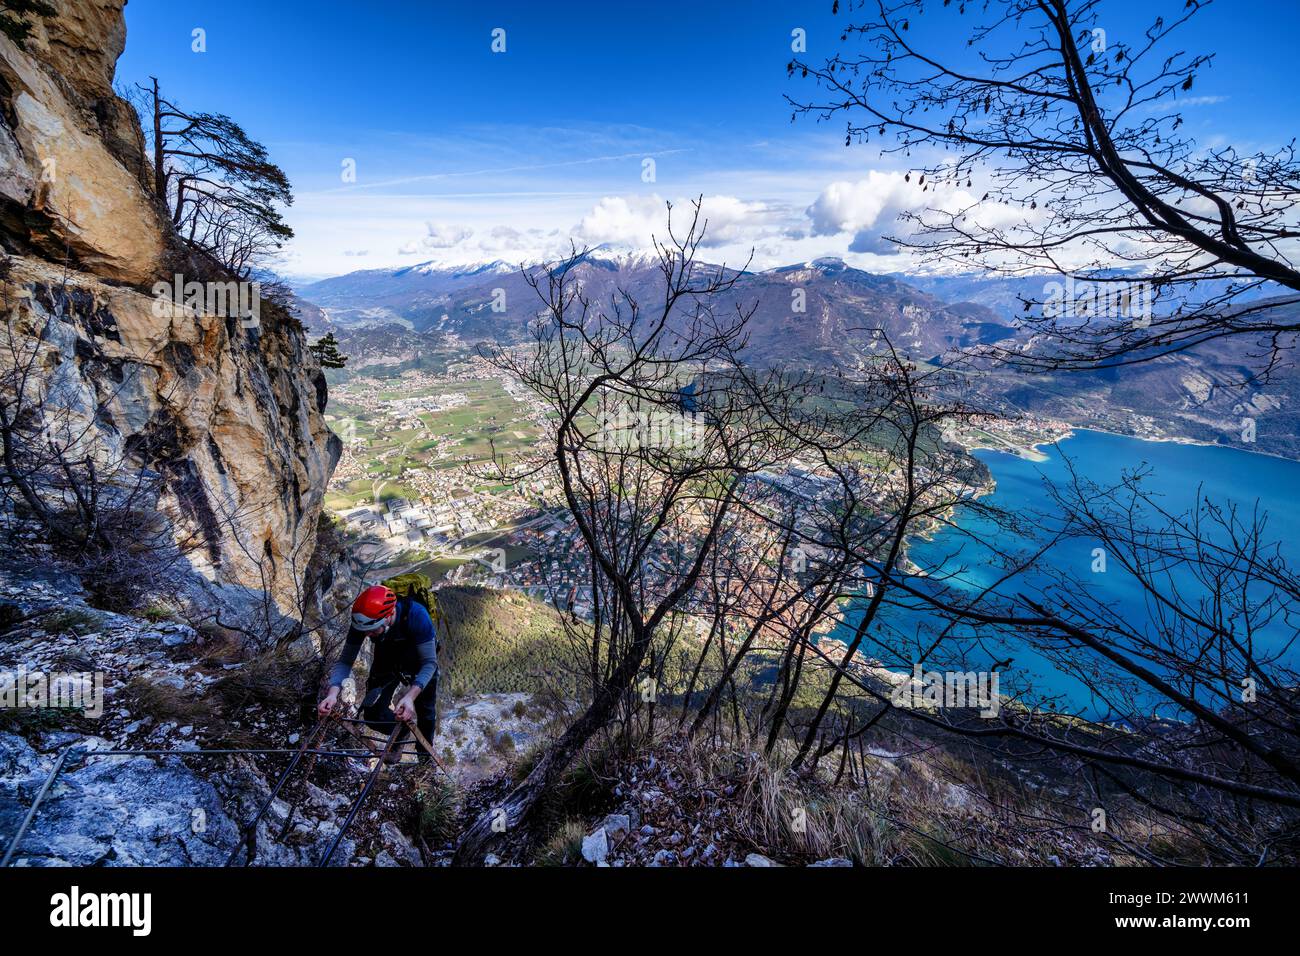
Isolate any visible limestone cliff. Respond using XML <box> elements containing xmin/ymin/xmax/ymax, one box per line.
<box><xmin>0</xmin><ymin>0</ymin><xmax>162</xmax><ymax>282</ymax></box>
<box><xmin>0</xmin><ymin>0</ymin><xmax>340</xmax><ymax>630</ymax></box>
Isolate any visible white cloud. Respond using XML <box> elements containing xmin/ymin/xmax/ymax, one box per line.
<box><xmin>807</xmin><ymin>171</ymin><xmax>917</xmax><ymax>237</ymax></box>
<box><xmin>575</xmin><ymin>194</ymin><xmax>772</xmax><ymax>248</ymax></box>
<box><xmin>1144</xmin><ymin>95</ymin><xmax>1228</xmax><ymax>115</ymax></box>
<box><xmin>398</xmin><ymin>221</ymin><xmax>475</xmax><ymax>254</ymax></box>
<box><xmin>808</xmin><ymin>171</ymin><xmax>1032</xmax><ymax>257</ymax></box>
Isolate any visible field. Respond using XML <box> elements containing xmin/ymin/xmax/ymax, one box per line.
<box><xmin>323</xmin><ymin>372</ymin><xmax>546</xmax><ymax>512</ymax></box>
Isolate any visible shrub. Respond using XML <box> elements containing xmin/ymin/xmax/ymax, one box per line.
<box><xmin>124</xmin><ymin>677</ymin><xmax>217</xmax><ymax>725</ymax></box>
<box><xmin>210</xmin><ymin>648</ymin><xmax>306</xmax><ymax>713</ymax></box>
<box><xmin>141</xmin><ymin>604</ymin><xmax>174</xmax><ymax>623</ymax></box>
<box><xmin>416</xmin><ymin>776</ymin><xmax>461</xmax><ymax>845</ymax></box>
<box><xmin>40</xmin><ymin>608</ymin><xmax>102</xmax><ymax>634</ymax></box>
<box><xmin>510</xmin><ymin>738</ymin><xmax>548</xmax><ymax>784</ymax></box>
<box><xmin>536</xmin><ymin>818</ymin><xmax>587</xmax><ymax>867</ymax></box>
<box><xmin>486</xmin><ymin>726</ymin><xmax>516</xmax><ymax>757</ymax></box>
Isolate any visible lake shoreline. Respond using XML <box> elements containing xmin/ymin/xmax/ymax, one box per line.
<box><xmin>966</xmin><ymin>420</ymin><xmax>1298</xmax><ymax>468</ymax></box>
<box><xmin>830</xmin><ymin>426</ymin><xmax>1300</xmax><ymax>717</ymax></box>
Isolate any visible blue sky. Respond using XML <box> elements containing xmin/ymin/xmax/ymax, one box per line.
<box><xmin>117</xmin><ymin>0</ymin><xmax>1300</xmax><ymax>279</ymax></box>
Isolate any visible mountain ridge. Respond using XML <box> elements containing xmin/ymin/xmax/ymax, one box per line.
<box><xmin>305</xmin><ymin>256</ymin><xmax>1300</xmax><ymax>460</ymax></box>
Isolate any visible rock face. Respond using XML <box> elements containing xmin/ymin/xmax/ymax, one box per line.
<box><xmin>0</xmin><ymin>3</ymin><xmax>377</xmax><ymax>870</ymax></box>
<box><xmin>1</xmin><ymin>256</ymin><xmax>341</xmax><ymax>625</ymax></box>
<box><xmin>0</xmin><ymin>0</ymin><xmax>164</xmax><ymax>284</ymax></box>
<box><xmin>1</xmin><ymin>731</ymin><xmax>237</xmax><ymax>866</ymax></box>
<box><xmin>0</xmin><ymin>570</ymin><xmax>388</xmax><ymax>867</ymax></box>
<box><xmin>0</xmin><ymin>1</ymin><xmax>340</xmax><ymax>629</ymax></box>
<box><xmin>0</xmin><ymin>727</ymin><xmax>366</xmax><ymax>867</ymax></box>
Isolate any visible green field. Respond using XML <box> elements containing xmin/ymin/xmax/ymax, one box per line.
<box><xmin>324</xmin><ymin>374</ymin><xmax>546</xmax><ymax>512</ymax></box>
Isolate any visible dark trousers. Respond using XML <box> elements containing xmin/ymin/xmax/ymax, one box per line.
<box><xmin>361</xmin><ymin>675</ymin><xmax>437</xmax><ymax>758</ymax></box>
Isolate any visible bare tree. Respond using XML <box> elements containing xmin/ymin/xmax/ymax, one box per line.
<box><xmin>0</xmin><ymin>257</ymin><xmax>203</xmax><ymax>609</ymax></box>
<box><xmin>789</xmin><ymin>0</ymin><xmax>1300</xmax><ymax>373</ymax></box>
<box><xmin>454</xmin><ymin>202</ymin><xmax>819</xmax><ymax>862</ymax></box>
<box><xmin>807</xmin><ymin>452</ymin><xmax>1300</xmax><ymax>862</ymax></box>
<box><xmin>654</xmin><ymin>336</ymin><xmax>991</xmax><ymax>774</ymax></box>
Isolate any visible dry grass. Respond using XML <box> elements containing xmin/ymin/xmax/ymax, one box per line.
<box><xmin>416</xmin><ymin>774</ymin><xmax>461</xmax><ymax>846</ymax></box>
<box><xmin>536</xmin><ymin>818</ymin><xmax>587</xmax><ymax>866</ymax></box>
<box><xmin>210</xmin><ymin>647</ymin><xmax>310</xmax><ymax>713</ymax></box>
<box><xmin>657</xmin><ymin>731</ymin><xmax>1014</xmax><ymax>866</ymax></box>
<box><xmin>123</xmin><ymin>677</ymin><xmax>219</xmax><ymax>726</ymax></box>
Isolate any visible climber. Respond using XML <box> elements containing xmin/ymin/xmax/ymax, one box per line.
<box><xmin>318</xmin><ymin>584</ymin><xmax>438</xmax><ymax>762</ymax></box>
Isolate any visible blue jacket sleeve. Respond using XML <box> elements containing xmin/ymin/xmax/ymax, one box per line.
<box><xmin>408</xmin><ymin>604</ymin><xmax>438</xmax><ymax>690</ymax></box>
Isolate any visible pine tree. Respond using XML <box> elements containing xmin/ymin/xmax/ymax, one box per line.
<box><xmin>310</xmin><ymin>332</ymin><xmax>348</xmax><ymax>369</ymax></box>
<box><xmin>141</xmin><ymin>78</ymin><xmax>295</xmax><ymax>276</ymax></box>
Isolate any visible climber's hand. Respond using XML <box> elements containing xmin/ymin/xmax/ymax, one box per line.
<box><xmin>318</xmin><ymin>687</ymin><xmax>339</xmax><ymax>717</ymax></box>
<box><xmin>394</xmin><ymin>691</ymin><xmax>418</xmax><ymax>723</ymax></box>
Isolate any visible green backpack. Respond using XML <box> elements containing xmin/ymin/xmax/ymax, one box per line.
<box><xmin>381</xmin><ymin>572</ymin><xmax>441</xmax><ymax>638</ymax></box>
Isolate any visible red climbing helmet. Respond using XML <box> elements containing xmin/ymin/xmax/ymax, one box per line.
<box><xmin>351</xmin><ymin>585</ymin><xmax>398</xmax><ymax>632</ymax></box>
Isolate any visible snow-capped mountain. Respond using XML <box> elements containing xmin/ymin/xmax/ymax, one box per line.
<box><xmin>307</xmin><ymin>252</ymin><xmax>1300</xmax><ymax>459</ymax></box>
<box><xmin>298</xmin><ymin>258</ymin><xmax>525</xmax><ymax>324</ymax></box>
<box><xmin>299</xmin><ymin>251</ymin><xmax>1012</xmax><ymax>363</ymax></box>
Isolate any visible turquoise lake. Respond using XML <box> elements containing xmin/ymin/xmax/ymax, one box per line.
<box><xmin>829</xmin><ymin>429</ymin><xmax>1300</xmax><ymax>718</ymax></box>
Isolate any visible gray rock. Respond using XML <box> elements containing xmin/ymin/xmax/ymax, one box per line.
<box><xmin>161</xmin><ymin>627</ymin><xmax>196</xmax><ymax>647</ymax></box>
<box><xmin>744</xmin><ymin>853</ymin><xmax>781</xmax><ymax>867</ymax></box>
<box><xmin>600</xmin><ymin>813</ymin><xmax>631</xmax><ymax>845</ymax></box>
<box><xmin>0</xmin><ymin>734</ymin><xmax>245</xmax><ymax>866</ymax></box>
<box><xmin>581</xmin><ymin>828</ymin><xmax>609</xmax><ymax>864</ymax></box>
<box><xmin>809</xmin><ymin>857</ymin><xmax>853</xmax><ymax>867</ymax></box>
